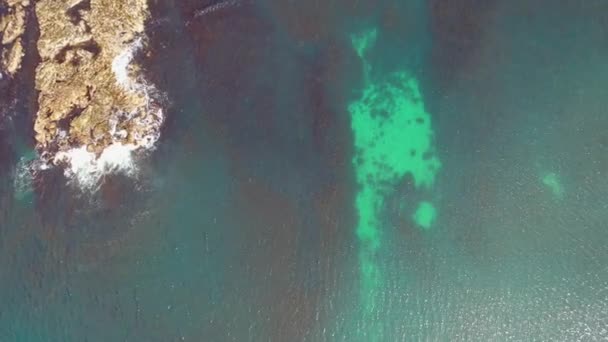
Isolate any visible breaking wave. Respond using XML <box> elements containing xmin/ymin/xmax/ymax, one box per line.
<box><xmin>53</xmin><ymin>144</ymin><xmax>138</xmax><ymax>191</ymax></box>
<box><xmin>110</xmin><ymin>36</ymin><xmax>164</xmax><ymax>150</ymax></box>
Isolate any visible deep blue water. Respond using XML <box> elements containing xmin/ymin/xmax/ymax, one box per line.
<box><xmin>1</xmin><ymin>1</ymin><xmax>607</xmax><ymax>341</ymax></box>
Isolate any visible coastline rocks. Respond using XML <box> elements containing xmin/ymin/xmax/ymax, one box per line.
<box><xmin>0</xmin><ymin>0</ymin><xmax>29</xmax><ymax>77</ymax></box>
<box><xmin>33</xmin><ymin>0</ymin><xmax>162</xmax><ymax>160</ymax></box>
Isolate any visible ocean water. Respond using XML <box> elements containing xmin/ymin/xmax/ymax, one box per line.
<box><xmin>1</xmin><ymin>0</ymin><xmax>607</xmax><ymax>341</ymax></box>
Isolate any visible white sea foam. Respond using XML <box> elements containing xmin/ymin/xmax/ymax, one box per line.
<box><xmin>111</xmin><ymin>37</ymin><xmax>145</xmax><ymax>93</ymax></box>
<box><xmin>14</xmin><ymin>151</ymin><xmax>51</xmax><ymax>199</ymax></box>
<box><xmin>110</xmin><ymin>36</ymin><xmax>165</xmax><ymax>150</ymax></box>
<box><xmin>54</xmin><ymin>144</ymin><xmax>138</xmax><ymax>190</ymax></box>
<box><xmin>14</xmin><ymin>154</ymin><xmax>35</xmax><ymax>200</ymax></box>
<box><xmin>51</xmin><ymin>37</ymin><xmax>164</xmax><ymax>191</ymax></box>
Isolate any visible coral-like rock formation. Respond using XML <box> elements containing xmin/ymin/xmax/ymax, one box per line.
<box><xmin>33</xmin><ymin>0</ymin><xmax>162</xmax><ymax>159</ymax></box>
<box><xmin>0</xmin><ymin>0</ymin><xmax>29</xmax><ymax>77</ymax></box>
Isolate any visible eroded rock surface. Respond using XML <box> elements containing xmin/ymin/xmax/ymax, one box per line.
<box><xmin>0</xmin><ymin>0</ymin><xmax>29</xmax><ymax>77</ymax></box>
<box><xmin>33</xmin><ymin>0</ymin><xmax>162</xmax><ymax>160</ymax></box>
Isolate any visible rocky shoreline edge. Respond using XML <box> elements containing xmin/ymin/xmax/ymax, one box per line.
<box><xmin>1</xmin><ymin>0</ymin><xmax>164</xmax><ymax>189</ymax></box>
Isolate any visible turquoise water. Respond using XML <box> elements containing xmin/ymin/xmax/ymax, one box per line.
<box><xmin>1</xmin><ymin>1</ymin><xmax>607</xmax><ymax>340</ymax></box>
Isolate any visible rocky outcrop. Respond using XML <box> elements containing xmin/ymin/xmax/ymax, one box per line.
<box><xmin>33</xmin><ymin>0</ymin><xmax>162</xmax><ymax>159</ymax></box>
<box><xmin>0</xmin><ymin>0</ymin><xmax>29</xmax><ymax>77</ymax></box>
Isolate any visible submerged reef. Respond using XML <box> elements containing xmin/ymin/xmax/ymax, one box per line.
<box><xmin>349</xmin><ymin>28</ymin><xmax>441</xmax><ymax>324</ymax></box>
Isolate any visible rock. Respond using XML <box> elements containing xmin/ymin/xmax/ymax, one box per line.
<box><xmin>34</xmin><ymin>0</ymin><xmax>161</xmax><ymax>161</ymax></box>
<box><xmin>0</xmin><ymin>0</ymin><xmax>28</xmax><ymax>75</ymax></box>
<box><xmin>1</xmin><ymin>0</ymin><xmax>164</xmax><ymax>176</ymax></box>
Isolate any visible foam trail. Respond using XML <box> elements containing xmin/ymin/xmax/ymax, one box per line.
<box><xmin>194</xmin><ymin>0</ymin><xmax>240</xmax><ymax>18</ymax></box>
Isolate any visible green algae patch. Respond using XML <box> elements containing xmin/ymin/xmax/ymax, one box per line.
<box><xmin>542</xmin><ymin>172</ymin><xmax>563</xmax><ymax>199</ymax></box>
<box><xmin>348</xmin><ymin>27</ymin><xmax>441</xmax><ymax>339</ymax></box>
<box><xmin>351</xmin><ymin>28</ymin><xmax>377</xmax><ymax>83</ymax></box>
<box><xmin>413</xmin><ymin>201</ymin><xmax>436</xmax><ymax>230</ymax></box>
<box><xmin>351</xmin><ymin>28</ymin><xmax>378</xmax><ymax>59</ymax></box>
<box><xmin>350</xmin><ymin>68</ymin><xmax>441</xmax><ymax>311</ymax></box>
<box><xmin>350</xmin><ymin>71</ymin><xmax>441</xmax><ymax>190</ymax></box>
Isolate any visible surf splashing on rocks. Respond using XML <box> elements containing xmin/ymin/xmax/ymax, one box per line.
<box><xmin>53</xmin><ymin>143</ymin><xmax>139</xmax><ymax>191</ymax></box>
<box><xmin>109</xmin><ymin>36</ymin><xmax>165</xmax><ymax>150</ymax></box>
<box><xmin>48</xmin><ymin>37</ymin><xmax>165</xmax><ymax>191</ymax></box>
